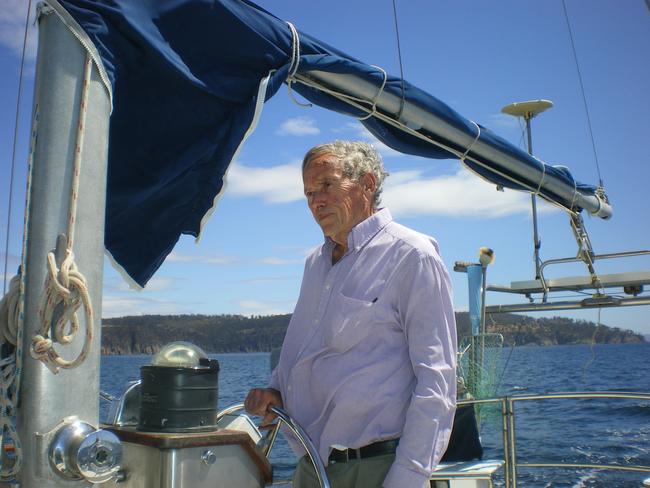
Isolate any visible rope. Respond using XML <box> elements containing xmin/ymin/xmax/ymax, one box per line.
<box><xmin>581</xmin><ymin>307</ymin><xmax>601</xmax><ymax>386</ymax></box>
<box><xmin>0</xmin><ymin>274</ymin><xmax>23</xmax><ymax>477</ymax></box>
<box><xmin>391</xmin><ymin>0</ymin><xmax>407</xmax><ymax>121</ymax></box>
<box><xmin>31</xmin><ymin>252</ymin><xmax>94</xmax><ymax>373</ymax></box>
<box><xmin>285</xmin><ymin>21</ymin><xmax>312</xmax><ymax>108</ymax></box>
<box><xmin>0</xmin><ymin>1</ymin><xmax>35</xmax><ymax>477</ymax></box>
<box><xmin>534</xmin><ymin>162</ymin><xmax>546</xmax><ymax>196</ymax></box>
<box><xmin>292</xmin><ymin>73</ymin><xmax>582</xmax><ymax>216</ymax></box>
<box><xmin>3</xmin><ymin>0</ymin><xmax>33</xmax><ymax>296</ymax></box>
<box><xmin>357</xmin><ymin>66</ymin><xmax>387</xmax><ymax>121</ymax></box>
<box><xmin>569</xmin><ymin>177</ymin><xmax>579</xmax><ymax>213</ymax></box>
<box><xmin>0</xmin><ymin>358</ymin><xmax>21</xmax><ymax>478</ymax></box>
<box><xmin>460</xmin><ymin>122</ymin><xmax>481</xmax><ymax>163</ymax></box>
<box><xmin>562</xmin><ymin>0</ymin><xmax>603</xmax><ymax>187</ymax></box>
<box><xmin>30</xmin><ymin>53</ymin><xmax>95</xmax><ymax>374</ymax></box>
<box><xmin>0</xmin><ymin>277</ymin><xmax>19</xmax><ymax>347</ymax></box>
<box><xmin>0</xmin><ymin>105</ymin><xmax>39</xmax><ymax>480</ymax></box>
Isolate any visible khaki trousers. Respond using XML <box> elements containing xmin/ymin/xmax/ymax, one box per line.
<box><xmin>292</xmin><ymin>453</ymin><xmax>395</xmax><ymax>488</ymax></box>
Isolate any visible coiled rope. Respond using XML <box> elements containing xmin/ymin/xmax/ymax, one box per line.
<box><xmin>29</xmin><ymin>53</ymin><xmax>95</xmax><ymax>374</ymax></box>
<box><xmin>0</xmin><ymin>276</ymin><xmax>22</xmax><ymax>478</ymax></box>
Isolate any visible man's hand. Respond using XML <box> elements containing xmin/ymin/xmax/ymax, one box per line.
<box><xmin>244</xmin><ymin>388</ymin><xmax>283</xmax><ymax>428</ymax></box>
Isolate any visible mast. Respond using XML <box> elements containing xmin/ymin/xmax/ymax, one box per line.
<box><xmin>16</xmin><ymin>7</ymin><xmax>114</xmax><ymax>487</ymax></box>
<box><xmin>501</xmin><ymin>100</ymin><xmax>554</xmax><ymax>279</ymax></box>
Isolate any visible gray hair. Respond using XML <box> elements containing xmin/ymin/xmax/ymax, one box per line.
<box><xmin>302</xmin><ymin>140</ymin><xmax>389</xmax><ymax>208</ymax></box>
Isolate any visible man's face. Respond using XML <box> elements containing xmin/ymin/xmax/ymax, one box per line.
<box><xmin>302</xmin><ymin>154</ymin><xmax>374</xmax><ymax>246</ymax></box>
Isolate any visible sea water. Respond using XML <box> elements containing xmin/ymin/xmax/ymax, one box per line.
<box><xmin>100</xmin><ymin>342</ymin><xmax>650</xmax><ymax>487</ymax></box>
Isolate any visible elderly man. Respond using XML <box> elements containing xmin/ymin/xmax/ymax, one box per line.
<box><xmin>245</xmin><ymin>141</ymin><xmax>456</xmax><ymax>488</ymax></box>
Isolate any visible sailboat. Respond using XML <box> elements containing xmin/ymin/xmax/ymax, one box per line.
<box><xmin>0</xmin><ymin>0</ymin><xmax>648</xmax><ymax>487</ymax></box>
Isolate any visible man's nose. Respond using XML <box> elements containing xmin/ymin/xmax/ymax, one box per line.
<box><xmin>310</xmin><ymin>191</ymin><xmax>326</xmax><ymax>208</ymax></box>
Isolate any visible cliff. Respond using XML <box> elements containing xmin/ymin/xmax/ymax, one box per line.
<box><xmin>101</xmin><ymin>312</ymin><xmax>645</xmax><ymax>355</ymax></box>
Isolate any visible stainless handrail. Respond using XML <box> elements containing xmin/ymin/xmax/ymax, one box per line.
<box><xmin>540</xmin><ymin>250</ymin><xmax>650</xmax><ymax>282</ymax></box>
<box><xmin>538</xmin><ymin>250</ymin><xmax>650</xmax><ymax>298</ymax></box>
<box><xmin>218</xmin><ymin>392</ymin><xmax>650</xmax><ymax>487</ymax></box>
<box><xmin>215</xmin><ymin>402</ymin><xmax>246</xmax><ymax>420</ymax></box>
<box><xmin>458</xmin><ymin>391</ymin><xmax>650</xmax><ymax>487</ymax></box>
<box><xmin>216</xmin><ymin>403</ymin><xmax>331</xmax><ymax>488</ymax></box>
<box><xmin>106</xmin><ymin>380</ymin><xmax>141</xmax><ymax>426</ymax></box>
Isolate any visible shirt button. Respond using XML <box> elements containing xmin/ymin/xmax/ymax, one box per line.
<box><xmin>325</xmin><ymin>285</ymin><xmax>331</xmax><ymax>290</ymax></box>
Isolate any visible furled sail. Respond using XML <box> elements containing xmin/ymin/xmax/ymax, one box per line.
<box><xmin>49</xmin><ymin>0</ymin><xmax>611</xmax><ymax>287</ymax></box>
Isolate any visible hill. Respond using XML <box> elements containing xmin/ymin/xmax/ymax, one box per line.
<box><xmin>101</xmin><ymin>312</ymin><xmax>644</xmax><ymax>355</ymax></box>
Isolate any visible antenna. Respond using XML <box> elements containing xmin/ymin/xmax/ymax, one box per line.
<box><xmin>501</xmin><ymin>99</ymin><xmax>554</xmax><ymax>280</ymax></box>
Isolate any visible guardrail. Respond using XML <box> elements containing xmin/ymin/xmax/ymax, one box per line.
<box><xmin>458</xmin><ymin>391</ymin><xmax>650</xmax><ymax>488</ymax></box>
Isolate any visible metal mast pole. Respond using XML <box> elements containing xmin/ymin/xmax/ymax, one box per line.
<box><xmin>17</xmin><ymin>8</ymin><xmax>111</xmax><ymax>487</ymax></box>
<box><xmin>525</xmin><ymin>114</ymin><xmax>542</xmax><ymax>279</ymax></box>
<box><xmin>502</xmin><ymin>100</ymin><xmax>554</xmax><ymax>280</ymax></box>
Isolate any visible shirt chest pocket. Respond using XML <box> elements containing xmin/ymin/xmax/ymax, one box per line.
<box><xmin>323</xmin><ymin>293</ymin><xmax>394</xmax><ymax>352</ymax></box>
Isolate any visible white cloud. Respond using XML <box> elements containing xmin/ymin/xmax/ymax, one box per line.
<box><xmin>226</xmin><ymin>161</ymin><xmax>303</xmax><ymax>203</ymax></box>
<box><xmin>234</xmin><ymin>299</ymin><xmax>294</xmax><ymax>316</ymax></box>
<box><xmin>102</xmin><ymin>294</ymin><xmax>189</xmax><ymax>318</ymax></box>
<box><xmin>222</xmin><ymin>158</ymin><xmax>557</xmax><ymax>219</ymax></box>
<box><xmin>277</xmin><ymin>116</ymin><xmax>320</xmax><ymax>136</ymax></box>
<box><xmin>223</xmin><ymin>158</ymin><xmax>556</xmax><ymax>220</ymax></box>
<box><xmin>0</xmin><ymin>1</ymin><xmax>38</xmax><ymax>60</ymax></box>
<box><xmin>237</xmin><ymin>276</ymin><xmax>295</xmax><ymax>285</ymax></box>
<box><xmin>383</xmin><ymin>167</ymin><xmax>557</xmax><ymax>218</ymax></box>
<box><xmin>385</xmin><ymin>170</ymin><xmax>423</xmax><ymax>185</ymax></box>
<box><xmin>109</xmin><ymin>275</ymin><xmax>178</xmax><ymax>292</ymax></box>
<box><xmin>139</xmin><ymin>276</ymin><xmax>177</xmax><ymax>292</ymax></box>
<box><xmin>166</xmin><ymin>251</ymin><xmax>303</xmax><ymax>268</ymax></box>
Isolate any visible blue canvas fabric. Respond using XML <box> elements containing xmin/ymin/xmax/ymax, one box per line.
<box><xmin>55</xmin><ymin>0</ymin><xmax>598</xmax><ymax>287</ymax></box>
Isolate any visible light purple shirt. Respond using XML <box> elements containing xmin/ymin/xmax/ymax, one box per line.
<box><xmin>269</xmin><ymin>208</ymin><xmax>457</xmax><ymax>488</ymax></box>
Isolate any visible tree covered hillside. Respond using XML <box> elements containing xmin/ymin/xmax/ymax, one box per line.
<box><xmin>101</xmin><ymin>312</ymin><xmax>644</xmax><ymax>355</ymax></box>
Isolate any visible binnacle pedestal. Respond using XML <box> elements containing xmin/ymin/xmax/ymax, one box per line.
<box><xmin>102</xmin><ymin>427</ymin><xmax>272</xmax><ymax>488</ymax></box>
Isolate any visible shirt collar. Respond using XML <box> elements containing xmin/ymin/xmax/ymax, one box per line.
<box><xmin>347</xmin><ymin>207</ymin><xmax>393</xmax><ymax>253</ymax></box>
<box><xmin>323</xmin><ymin>208</ymin><xmax>393</xmax><ymax>256</ymax></box>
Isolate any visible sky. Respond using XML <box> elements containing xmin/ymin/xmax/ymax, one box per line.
<box><xmin>1</xmin><ymin>0</ymin><xmax>649</xmax><ymax>335</ymax></box>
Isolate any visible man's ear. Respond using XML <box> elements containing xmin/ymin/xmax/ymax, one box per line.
<box><xmin>361</xmin><ymin>172</ymin><xmax>377</xmax><ymax>193</ymax></box>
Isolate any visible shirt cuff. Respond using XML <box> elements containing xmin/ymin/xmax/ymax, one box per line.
<box><xmin>268</xmin><ymin>368</ymin><xmax>280</xmax><ymax>391</ymax></box>
<box><xmin>383</xmin><ymin>462</ymin><xmax>430</xmax><ymax>488</ymax></box>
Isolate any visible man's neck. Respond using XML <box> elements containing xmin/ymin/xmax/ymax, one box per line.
<box><xmin>332</xmin><ymin>242</ymin><xmax>346</xmax><ymax>265</ymax></box>
<box><xmin>329</xmin><ymin>207</ymin><xmax>376</xmax><ymax>265</ymax></box>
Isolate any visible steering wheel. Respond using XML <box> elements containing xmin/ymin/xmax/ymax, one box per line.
<box><xmin>217</xmin><ymin>403</ymin><xmax>331</xmax><ymax>488</ymax></box>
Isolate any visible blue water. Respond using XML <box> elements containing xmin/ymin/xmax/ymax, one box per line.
<box><xmin>100</xmin><ymin>343</ymin><xmax>650</xmax><ymax>487</ymax></box>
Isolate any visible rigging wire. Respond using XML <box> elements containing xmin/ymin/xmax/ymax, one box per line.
<box><xmin>486</xmin><ymin>311</ymin><xmax>515</xmax><ymax>395</ymax></box>
<box><xmin>561</xmin><ymin>0</ymin><xmax>603</xmax><ymax>187</ymax></box>
<box><xmin>581</xmin><ymin>307</ymin><xmax>601</xmax><ymax>386</ymax></box>
<box><xmin>3</xmin><ymin>0</ymin><xmax>33</xmax><ymax>296</ymax></box>
<box><xmin>391</xmin><ymin>0</ymin><xmax>407</xmax><ymax>120</ymax></box>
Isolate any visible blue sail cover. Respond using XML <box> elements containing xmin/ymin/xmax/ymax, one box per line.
<box><xmin>54</xmin><ymin>0</ymin><xmax>599</xmax><ymax>287</ymax></box>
